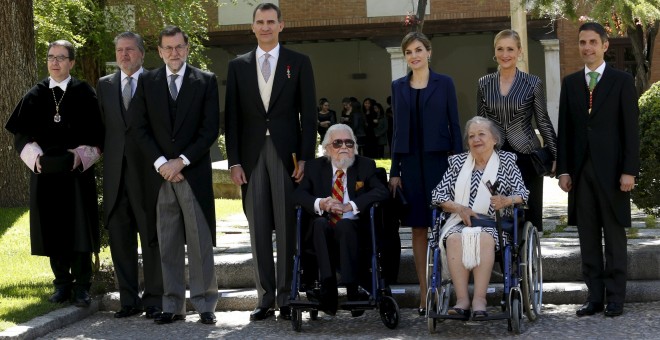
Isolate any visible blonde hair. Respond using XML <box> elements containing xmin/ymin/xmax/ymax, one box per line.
<box><xmin>494</xmin><ymin>29</ymin><xmax>521</xmax><ymax>50</ymax></box>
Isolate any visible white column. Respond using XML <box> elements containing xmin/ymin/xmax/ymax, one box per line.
<box><xmin>386</xmin><ymin>47</ymin><xmax>407</xmax><ymax>81</ymax></box>
<box><xmin>510</xmin><ymin>0</ymin><xmax>528</xmax><ymax>72</ymax></box>
<box><xmin>540</xmin><ymin>39</ymin><xmax>560</xmax><ymax>131</ymax></box>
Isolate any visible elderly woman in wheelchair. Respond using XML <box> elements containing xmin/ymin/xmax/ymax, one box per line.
<box><xmin>430</xmin><ymin>116</ymin><xmax>529</xmax><ymax>319</ymax></box>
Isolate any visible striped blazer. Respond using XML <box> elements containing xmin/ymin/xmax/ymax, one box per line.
<box><xmin>477</xmin><ymin>68</ymin><xmax>557</xmax><ymax>158</ymax></box>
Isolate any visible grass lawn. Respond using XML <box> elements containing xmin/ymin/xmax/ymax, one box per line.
<box><xmin>215</xmin><ymin>198</ymin><xmax>244</xmax><ymax>220</ymax></box>
<box><xmin>0</xmin><ymin>208</ymin><xmax>112</xmax><ymax>332</ymax></box>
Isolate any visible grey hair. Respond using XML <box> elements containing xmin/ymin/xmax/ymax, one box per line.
<box><xmin>114</xmin><ymin>31</ymin><xmax>145</xmax><ymax>54</ymax></box>
<box><xmin>322</xmin><ymin>124</ymin><xmax>358</xmax><ymax>157</ymax></box>
<box><xmin>463</xmin><ymin>116</ymin><xmax>503</xmax><ymax>150</ymax></box>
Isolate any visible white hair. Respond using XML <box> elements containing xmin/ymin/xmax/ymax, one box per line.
<box><xmin>321</xmin><ymin>124</ymin><xmax>358</xmax><ymax>157</ymax></box>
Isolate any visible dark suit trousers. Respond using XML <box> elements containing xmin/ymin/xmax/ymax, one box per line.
<box><xmin>50</xmin><ymin>252</ymin><xmax>91</xmax><ymax>292</ymax></box>
<box><xmin>245</xmin><ymin>137</ymin><xmax>295</xmax><ymax>308</ymax></box>
<box><xmin>108</xmin><ymin>168</ymin><xmax>163</xmax><ymax>308</ymax></box>
<box><xmin>576</xmin><ymin>155</ymin><xmax>627</xmax><ymax>304</ymax></box>
<box><xmin>312</xmin><ymin>217</ymin><xmax>359</xmax><ymax>285</ymax></box>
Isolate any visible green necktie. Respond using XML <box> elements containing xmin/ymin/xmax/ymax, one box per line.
<box><xmin>588</xmin><ymin>71</ymin><xmax>599</xmax><ymax>91</ymax></box>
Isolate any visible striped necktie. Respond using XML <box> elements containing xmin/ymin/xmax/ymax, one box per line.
<box><xmin>329</xmin><ymin>169</ymin><xmax>345</xmax><ymax>226</ymax></box>
<box><xmin>122</xmin><ymin>76</ymin><xmax>132</xmax><ymax>110</ymax></box>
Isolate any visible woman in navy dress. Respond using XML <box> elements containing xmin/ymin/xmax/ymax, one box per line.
<box><xmin>389</xmin><ymin>32</ymin><xmax>463</xmax><ymax>315</ymax></box>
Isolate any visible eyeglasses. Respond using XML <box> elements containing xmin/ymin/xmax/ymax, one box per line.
<box><xmin>331</xmin><ymin>139</ymin><xmax>355</xmax><ymax>149</ymax></box>
<box><xmin>47</xmin><ymin>55</ymin><xmax>69</xmax><ymax>62</ymax></box>
<box><xmin>160</xmin><ymin>44</ymin><xmax>188</xmax><ymax>54</ymax></box>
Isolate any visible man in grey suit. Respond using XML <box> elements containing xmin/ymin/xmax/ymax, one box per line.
<box><xmin>97</xmin><ymin>32</ymin><xmax>163</xmax><ymax>319</ymax></box>
<box><xmin>128</xmin><ymin>26</ymin><xmax>219</xmax><ymax>325</ymax></box>
<box><xmin>225</xmin><ymin>3</ymin><xmax>317</xmax><ymax>321</ymax></box>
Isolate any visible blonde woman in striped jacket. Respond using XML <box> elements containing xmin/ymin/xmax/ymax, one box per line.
<box><xmin>477</xmin><ymin>29</ymin><xmax>557</xmax><ymax>230</ymax></box>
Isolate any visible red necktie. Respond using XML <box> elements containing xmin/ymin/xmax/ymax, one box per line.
<box><xmin>329</xmin><ymin>169</ymin><xmax>344</xmax><ymax>226</ymax></box>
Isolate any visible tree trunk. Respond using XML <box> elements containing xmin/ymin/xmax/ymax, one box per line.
<box><xmin>0</xmin><ymin>1</ymin><xmax>36</xmax><ymax>207</ymax></box>
<box><xmin>628</xmin><ymin>20</ymin><xmax>659</xmax><ymax>96</ymax></box>
<box><xmin>413</xmin><ymin>0</ymin><xmax>427</xmax><ymax>32</ymax></box>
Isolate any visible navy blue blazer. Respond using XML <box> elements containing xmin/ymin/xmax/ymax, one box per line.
<box><xmin>390</xmin><ymin>70</ymin><xmax>463</xmax><ymax>175</ymax></box>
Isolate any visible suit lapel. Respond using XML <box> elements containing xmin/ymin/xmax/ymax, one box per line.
<box><xmin>422</xmin><ymin>71</ymin><xmax>440</xmax><ymax>108</ymax></box>
<box><xmin>245</xmin><ymin>50</ymin><xmax>267</xmax><ymax>116</ymax></box>
<box><xmin>173</xmin><ymin>66</ymin><xmax>197</xmax><ymax>135</ymax></box>
<box><xmin>321</xmin><ymin>158</ymin><xmax>333</xmax><ymax>197</ymax></box>
<box><xmin>268</xmin><ymin>48</ymin><xmax>289</xmax><ymax>112</ymax></box>
<box><xmin>108</xmin><ymin>72</ymin><xmax>126</xmax><ymax>126</ymax></box>
<box><xmin>153</xmin><ymin>67</ymin><xmax>173</xmax><ymax>132</ymax></box>
<box><xmin>347</xmin><ymin>157</ymin><xmax>358</xmax><ymax>199</ymax></box>
<box><xmin>590</xmin><ymin>66</ymin><xmax>616</xmax><ymax>116</ymax></box>
<box><xmin>571</xmin><ymin>71</ymin><xmax>589</xmax><ymax>115</ymax></box>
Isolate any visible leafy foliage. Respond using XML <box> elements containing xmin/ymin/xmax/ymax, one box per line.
<box><xmin>632</xmin><ymin>81</ymin><xmax>660</xmax><ymax>215</ymax></box>
<box><xmin>527</xmin><ymin>0</ymin><xmax>660</xmax><ymax>30</ymax></box>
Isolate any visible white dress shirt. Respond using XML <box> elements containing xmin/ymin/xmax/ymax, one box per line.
<box><xmin>313</xmin><ymin>165</ymin><xmax>359</xmax><ymax>218</ymax></box>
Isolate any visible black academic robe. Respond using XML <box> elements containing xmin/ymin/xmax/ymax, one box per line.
<box><xmin>5</xmin><ymin>77</ymin><xmax>103</xmax><ymax>256</ymax></box>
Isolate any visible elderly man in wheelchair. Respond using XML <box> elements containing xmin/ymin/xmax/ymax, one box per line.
<box><xmin>293</xmin><ymin>123</ymin><xmax>389</xmax><ymax>316</ymax></box>
<box><xmin>429</xmin><ymin>116</ymin><xmax>531</xmax><ymax>323</ymax></box>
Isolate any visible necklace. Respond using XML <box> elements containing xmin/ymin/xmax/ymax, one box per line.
<box><xmin>51</xmin><ymin>86</ymin><xmax>66</xmax><ymax>123</ymax></box>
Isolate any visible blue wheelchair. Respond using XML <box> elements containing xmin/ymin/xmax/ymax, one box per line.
<box><xmin>288</xmin><ymin>203</ymin><xmax>400</xmax><ymax>332</ymax></box>
<box><xmin>425</xmin><ymin>205</ymin><xmax>542</xmax><ymax>334</ymax></box>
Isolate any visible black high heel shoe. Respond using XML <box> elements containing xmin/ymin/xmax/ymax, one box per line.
<box><xmin>417</xmin><ymin>307</ymin><xmax>426</xmax><ymax>316</ymax></box>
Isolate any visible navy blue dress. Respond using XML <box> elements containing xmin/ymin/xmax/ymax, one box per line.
<box><xmin>397</xmin><ymin>89</ymin><xmax>449</xmax><ymax>227</ymax></box>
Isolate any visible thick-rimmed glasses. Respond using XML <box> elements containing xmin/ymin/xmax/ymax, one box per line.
<box><xmin>160</xmin><ymin>44</ymin><xmax>188</xmax><ymax>54</ymax></box>
<box><xmin>47</xmin><ymin>55</ymin><xmax>69</xmax><ymax>63</ymax></box>
<box><xmin>331</xmin><ymin>139</ymin><xmax>355</xmax><ymax>149</ymax></box>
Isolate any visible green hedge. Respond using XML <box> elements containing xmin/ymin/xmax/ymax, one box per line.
<box><xmin>632</xmin><ymin>82</ymin><xmax>660</xmax><ymax>215</ymax></box>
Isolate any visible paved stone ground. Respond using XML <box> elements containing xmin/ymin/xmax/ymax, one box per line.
<box><xmin>37</xmin><ymin>302</ymin><xmax>660</xmax><ymax>339</ymax></box>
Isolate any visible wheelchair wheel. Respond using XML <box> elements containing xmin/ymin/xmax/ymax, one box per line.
<box><xmin>510</xmin><ymin>297</ymin><xmax>523</xmax><ymax>334</ymax></box>
<box><xmin>379</xmin><ymin>295</ymin><xmax>399</xmax><ymax>329</ymax></box>
<box><xmin>291</xmin><ymin>309</ymin><xmax>302</xmax><ymax>332</ymax></box>
<box><xmin>426</xmin><ymin>287</ymin><xmax>438</xmax><ymax>333</ymax></box>
<box><xmin>309</xmin><ymin>309</ymin><xmax>318</xmax><ymax>320</ymax></box>
<box><xmin>521</xmin><ymin>222</ymin><xmax>543</xmax><ymax>321</ymax></box>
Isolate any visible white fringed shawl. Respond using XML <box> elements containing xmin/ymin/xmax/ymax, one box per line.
<box><xmin>440</xmin><ymin>151</ymin><xmax>499</xmax><ymax>270</ymax></box>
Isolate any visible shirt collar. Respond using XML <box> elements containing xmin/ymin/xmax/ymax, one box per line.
<box><xmin>332</xmin><ymin>164</ymin><xmax>347</xmax><ymax>178</ymax></box>
<box><xmin>585</xmin><ymin>62</ymin><xmax>606</xmax><ymax>76</ymax></box>
<box><xmin>121</xmin><ymin>67</ymin><xmax>144</xmax><ymax>82</ymax></box>
<box><xmin>165</xmin><ymin>63</ymin><xmax>187</xmax><ymax>78</ymax></box>
<box><xmin>256</xmin><ymin>44</ymin><xmax>280</xmax><ymax>61</ymax></box>
<box><xmin>48</xmin><ymin>76</ymin><xmax>71</xmax><ymax>91</ymax></box>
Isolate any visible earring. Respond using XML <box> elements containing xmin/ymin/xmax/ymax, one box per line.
<box><xmin>492</xmin><ymin>56</ymin><xmax>497</xmax><ymax>62</ymax></box>
<box><xmin>427</xmin><ymin>56</ymin><xmax>431</xmax><ymax>63</ymax></box>
<box><xmin>518</xmin><ymin>55</ymin><xmax>523</xmax><ymax>61</ymax></box>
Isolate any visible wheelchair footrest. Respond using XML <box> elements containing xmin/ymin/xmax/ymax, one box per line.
<box><xmin>289</xmin><ymin>300</ymin><xmax>319</xmax><ymax>310</ymax></box>
<box><xmin>427</xmin><ymin>311</ymin><xmax>469</xmax><ymax>321</ymax></box>
<box><xmin>340</xmin><ymin>300</ymin><xmax>376</xmax><ymax>310</ymax></box>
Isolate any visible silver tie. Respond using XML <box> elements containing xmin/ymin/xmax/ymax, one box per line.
<box><xmin>261</xmin><ymin>53</ymin><xmax>271</xmax><ymax>82</ymax></box>
<box><xmin>122</xmin><ymin>76</ymin><xmax>132</xmax><ymax>110</ymax></box>
<box><xmin>169</xmin><ymin>74</ymin><xmax>179</xmax><ymax>100</ymax></box>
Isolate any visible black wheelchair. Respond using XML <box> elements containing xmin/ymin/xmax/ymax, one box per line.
<box><xmin>288</xmin><ymin>201</ymin><xmax>400</xmax><ymax>332</ymax></box>
<box><xmin>425</xmin><ymin>205</ymin><xmax>542</xmax><ymax>334</ymax></box>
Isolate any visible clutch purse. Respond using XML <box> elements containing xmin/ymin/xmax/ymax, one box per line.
<box><xmin>530</xmin><ymin>146</ymin><xmax>553</xmax><ymax>177</ymax></box>
<box><xmin>40</xmin><ymin>151</ymin><xmax>74</xmax><ymax>174</ymax></box>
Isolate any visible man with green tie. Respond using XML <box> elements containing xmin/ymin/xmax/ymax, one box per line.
<box><xmin>557</xmin><ymin>22</ymin><xmax>640</xmax><ymax>318</ymax></box>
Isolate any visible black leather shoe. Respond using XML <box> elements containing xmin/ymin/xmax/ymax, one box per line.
<box><xmin>278</xmin><ymin>306</ymin><xmax>291</xmax><ymax>320</ymax></box>
<box><xmin>249</xmin><ymin>307</ymin><xmax>274</xmax><ymax>321</ymax></box>
<box><xmin>48</xmin><ymin>288</ymin><xmax>71</xmax><ymax>304</ymax></box>
<box><xmin>73</xmin><ymin>290</ymin><xmax>91</xmax><ymax>308</ymax></box>
<box><xmin>145</xmin><ymin>306</ymin><xmax>162</xmax><ymax>319</ymax></box>
<box><xmin>114</xmin><ymin>306</ymin><xmax>143</xmax><ymax>318</ymax></box>
<box><xmin>576</xmin><ymin>302</ymin><xmax>604</xmax><ymax>316</ymax></box>
<box><xmin>154</xmin><ymin>312</ymin><xmax>185</xmax><ymax>324</ymax></box>
<box><xmin>199</xmin><ymin>312</ymin><xmax>217</xmax><ymax>324</ymax></box>
<box><xmin>604</xmin><ymin>302</ymin><xmax>624</xmax><ymax>317</ymax></box>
